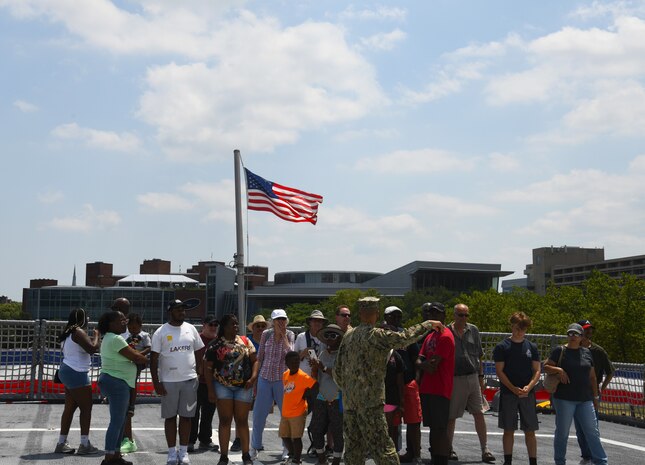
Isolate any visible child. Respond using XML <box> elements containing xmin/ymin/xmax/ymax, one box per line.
<box><xmin>280</xmin><ymin>350</ymin><xmax>318</xmax><ymax>465</ymax></box>
<box><xmin>309</xmin><ymin>324</ymin><xmax>345</xmax><ymax>465</ymax></box>
<box><xmin>120</xmin><ymin>313</ymin><xmax>151</xmax><ymax>454</ymax></box>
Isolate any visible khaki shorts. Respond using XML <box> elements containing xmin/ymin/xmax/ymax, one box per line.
<box><xmin>449</xmin><ymin>373</ymin><xmax>485</xmax><ymax>419</ymax></box>
<box><xmin>279</xmin><ymin>413</ymin><xmax>307</xmax><ymax>439</ymax></box>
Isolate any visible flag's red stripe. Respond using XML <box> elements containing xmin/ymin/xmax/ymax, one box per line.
<box><xmin>248</xmin><ymin>193</ymin><xmax>318</xmax><ymax>219</ymax></box>
<box><xmin>272</xmin><ymin>183</ymin><xmax>323</xmax><ymax>203</ymax></box>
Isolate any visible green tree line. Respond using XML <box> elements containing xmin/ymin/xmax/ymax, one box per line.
<box><xmin>273</xmin><ymin>271</ymin><xmax>644</xmax><ymax>364</ymax></box>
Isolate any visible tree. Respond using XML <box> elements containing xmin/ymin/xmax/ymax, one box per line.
<box><xmin>0</xmin><ymin>302</ymin><xmax>26</xmax><ymax>320</ymax></box>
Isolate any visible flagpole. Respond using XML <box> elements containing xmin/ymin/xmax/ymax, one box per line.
<box><xmin>234</xmin><ymin>149</ymin><xmax>246</xmax><ymax>333</ymax></box>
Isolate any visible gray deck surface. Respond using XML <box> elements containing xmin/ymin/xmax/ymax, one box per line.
<box><xmin>1</xmin><ymin>402</ymin><xmax>643</xmax><ymax>465</ymax></box>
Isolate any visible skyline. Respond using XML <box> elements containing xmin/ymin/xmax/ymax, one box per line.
<box><xmin>2</xmin><ymin>1</ymin><xmax>645</xmax><ymax>301</ymax></box>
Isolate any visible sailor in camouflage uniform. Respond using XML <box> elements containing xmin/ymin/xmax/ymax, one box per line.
<box><xmin>334</xmin><ymin>297</ymin><xmax>445</xmax><ymax>465</ymax></box>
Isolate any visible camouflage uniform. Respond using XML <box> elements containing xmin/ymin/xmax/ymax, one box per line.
<box><xmin>334</xmin><ymin>319</ymin><xmax>437</xmax><ymax>465</ymax></box>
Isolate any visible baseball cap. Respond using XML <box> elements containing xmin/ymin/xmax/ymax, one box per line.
<box><xmin>567</xmin><ymin>323</ymin><xmax>584</xmax><ymax>335</ymax></box>
<box><xmin>384</xmin><ymin>306</ymin><xmax>403</xmax><ymax>315</ymax></box>
<box><xmin>577</xmin><ymin>319</ymin><xmax>594</xmax><ymax>330</ymax></box>
<box><xmin>421</xmin><ymin>302</ymin><xmax>445</xmax><ymax>313</ymax></box>
<box><xmin>271</xmin><ymin>309</ymin><xmax>288</xmax><ymax>320</ymax></box>
<box><xmin>167</xmin><ymin>299</ymin><xmax>188</xmax><ymax>311</ymax></box>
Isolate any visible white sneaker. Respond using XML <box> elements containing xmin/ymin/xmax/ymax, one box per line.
<box><xmin>178</xmin><ymin>453</ymin><xmax>191</xmax><ymax>464</ymax></box>
<box><xmin>167</xmin><ymin>452</ymin><xmax>178</xmax><ymax>465</ymax></box>
<box><xmin>249</xmin><ymin>448</ymin><xmax>258</xmax><ymax>460</ymax></box>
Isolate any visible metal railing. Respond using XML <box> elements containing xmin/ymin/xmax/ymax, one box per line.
<box><xmin>1</xmin><ymin>320</ymin><xmax>643</xmax><ymax>426</ymax></box>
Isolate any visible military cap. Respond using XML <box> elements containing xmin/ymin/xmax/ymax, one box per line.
<box><xmin>357</xmin><ymin>296</ymin><xmax>380</xmax><ymax>310</ymax></box>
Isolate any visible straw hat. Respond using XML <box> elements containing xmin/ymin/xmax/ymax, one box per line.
<box><xmin>247</xmin><ymin>314</ymin><xmax>269</xmax><ymax>332</ymax></box>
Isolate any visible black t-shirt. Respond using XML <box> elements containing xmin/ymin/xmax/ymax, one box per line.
<box><xmin>384</xmin><ymin>350</ymin><xmax>405</xmax><ymax>406</ymax></box>
<box><xmin>397</xmin><ymin>341</ymin><xmax>420</xmax><ymax>384</ymax></box>
<box><xmin>549</xmin><ymin>346</ymin><xmax>594</xmax><ymax>402</ymax></box>
<box><xmin>493</xmin><ymin>338</ymin><xmax>540</xmax><ymax>394</ymax></box>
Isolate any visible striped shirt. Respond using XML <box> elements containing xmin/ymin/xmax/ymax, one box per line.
<box><xmin>257</xmin><ymin>329</ymin><xmax>295</xmax><ymax>382</ymax></box>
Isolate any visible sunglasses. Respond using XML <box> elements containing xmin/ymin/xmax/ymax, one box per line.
<box><xmin>567</xmin><ymin>332</ymin><xmax>581</xmax><ymax>337</ymax></box>
<box><xmin>325</xmin><ymin>332</ymin><xmax>340</xmax><ymax>340</ymax></box>
<box><xmin>456</xmin><ymin>313</ymin><xmax>469</xmax><ymax>318</ymax></box>
<box><xmin>338</xmin><ymin>314</ymin><xmax>351</xmax><ymax>318</ymax></box>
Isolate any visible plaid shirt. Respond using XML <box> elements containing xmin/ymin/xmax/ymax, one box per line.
<box><xmin>257</xmin><ymin>329</ymin><xmax>295</xmax><ymax>382</ymax></box>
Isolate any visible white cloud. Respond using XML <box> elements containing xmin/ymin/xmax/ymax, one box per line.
<box><xmin>355</xmin><ymin>148</ymin><xmax>475</xmax><ymax>174</ymax></box>
<box><xmin>47</xmin><ymin>204</ymin><xmax>121</xmax><ymax>232</ymax></box>
<box><xmin>333</xmin><ymin>127</ymin><xmax>399</xmax><ymax>142</ymax></box>
<box><xmin>137</xmin><ymin>14</ymin><xmax>386</xmax><ymax>159</ymax></box>
<box><xmin>137</xmin><ymin>180</ymin><xmax>235</xmax><ymax>222</ymax></box>
<box><xmin>339</xmin><ymin>6</ymin><xmax>407</xmax><ymax>22</ymax></box>
<box><xmin>51</xmin><ymin>123</ymin><xmax>141</xmax><ymax>152</ymax></box>
<box><xmin>137</xmin><ymin>193</ymin><xmax>194</xmax><ymax>211</ymax></box>
<box><xmin>0</xmin><ymin>0</ymin><xmax>241</xmax><ymax>59</ymax></box>
<box><xmin>495</xmin><ymin>168</ymin><xmax>643</xmax><ymax>204</ymax></box>
<box><xmin>409</xmin><ymin>193</ymin><xmax>499</xmax><ymax>218</ymax></box>
<box><xmin>360</xmin><ymin>29</ymin><xmax>406</xmax><ymax>51</ymax></box>
<box><xmin>496</xmin><ymin>159</ymin><xmax>645</xmax><ymax>241</ymax></box>
<box><xmin>489</xmin><ymin>153</ymin><xmax>520</xmax><ymax>172</ymax></box>
<box><xmin>37</xmin><ymin>190</ymin><xmax>64</xmax><ymax>204</ymax></box>
<box><xmin>13</xmin><ymin>99</ymin><xmax>39</xmax><ymax>113</ymax></box>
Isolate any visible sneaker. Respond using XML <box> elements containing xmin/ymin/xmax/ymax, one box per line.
<box><xmin>178</xmin><ymin>453</ymin><xmax>191</xmax><ymax>464</ymax></box>
<box><xmin>399</xmin><ymin>453</ymin><xmax>414</xmax><ymax>463</ymax></box>
<box><xmin>579</xmin><ymin>459</ymin><xmax>592</xmax><ymax>465</ymax></box>
<box><xmin>282</xmin><ymin>446</ymin><xmax>290</xmax><ymax>460</ymax></box>
<box><xmin>218</xmin><ymin>457</ymin><xmax>230</xmax><ymax>465</ymax></box>
<box><xmin>167</xmin><ymin>452</ymin><xmax>178</xmax><ymax>465</ymax></box>
<box><xmin>449</xmin><ymin>449</ymin><xmax>458</xmax><ymax>461</ymax></box>
<box><xmin>242</xmin><ymin>453</ymin><xmax>253</xmax><ymax>465</ymax></box>
<box><xmin>120</xmin><ymin>439</ymin><xmax>138</xmax><ymax>454</ymax></box>
<box><xmin>230</xmin><ymin>438</ymin><xmax>242</xmax><ymax>452</ymax></box>
<box><xmin>54</xmin><ymin>442</ymin><xmax>75</xmax><ymax>454</ymax></box>
<box><xmin>249</xmin><ymin>448</ymin><xmax>258</xmax><ymax>460</ymax></box>
<box><xmin>482</xmin><ymin>449</ymin><xmax>496</xmax><ymax>463</ymax></box>
<box><xmin>280</xmin><ymin>458</ymin><xmax>291</xmax><ymax>465</ymax></box>
<box><xmin>187</xmin><ymin>444</ymin><xmax>195</xmax><ymax>453</ymax></box>
<box><xmin>199</xmin><ymin>441</ymin><xmax>219</xmax><ymax>451</ymax></box>
<box><xmin>77</xmin><ymin>442</ymin><xmax>101</xmax><ymax>455</ymax></box>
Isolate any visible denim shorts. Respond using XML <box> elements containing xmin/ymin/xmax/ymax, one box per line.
<box><xmin>59</xmin><ymin>362</ymin><xmax>90</xmax><ymax>389</ymax></box>
<box><xmin>214</xmin><ymin>381</ymin><xmax>253</xmax><ymax>403</ymax></box>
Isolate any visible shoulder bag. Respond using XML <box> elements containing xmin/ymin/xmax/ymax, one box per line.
<box><xmin>543</xmin><ymin>345</ymin><xmax>565</xmax><ymax>393</ymax></box>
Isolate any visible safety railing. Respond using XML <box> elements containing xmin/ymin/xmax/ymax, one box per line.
<box><xmin>1</xmin><ymin>320</ymin><xmax>643</xmax><ymax>426</ymax></box>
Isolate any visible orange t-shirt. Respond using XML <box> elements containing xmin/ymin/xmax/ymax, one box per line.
<box><xmin>282</xmin><ymin>368</ymin><xmax>316</xmax><ymax>418</ymax></box>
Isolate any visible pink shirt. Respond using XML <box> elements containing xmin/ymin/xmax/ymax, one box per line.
<box><xmin>257</xmin><ymin>329</ymin><xmax>295</xmax><ymax>382</ymax></box>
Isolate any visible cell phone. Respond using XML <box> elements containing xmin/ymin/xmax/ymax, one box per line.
<box><xmin>307</xmin><ymin>349</ymin><xmax>318</xmax><ymax>361</ymax></box>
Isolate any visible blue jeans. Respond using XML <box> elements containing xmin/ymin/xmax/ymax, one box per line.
<box><xmin>251</xmin><ymin>377</ymin><xmax>284</xmax><ymax>449</ymax></box>
<box><xmin>575</xmin><ymin>404</ymin><xmax>599</xmax><ymax>460</ymax></box>
<box><xmin>553</xmin><ymin>398</ymin><xmax>607</xmax><ymax>465</ymax></box>
<box><xmin>98</xmin><ymin>373</ymin><xmax>131</xmax><ymax>453</ymax></box>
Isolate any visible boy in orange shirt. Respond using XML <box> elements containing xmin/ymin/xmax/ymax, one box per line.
<box><xmin>280</xmin><ymin>351</ymin><xmax>318</xmax><ymax>465</ymax></box>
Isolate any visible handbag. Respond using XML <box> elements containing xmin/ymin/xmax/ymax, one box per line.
<box><xmin>543</xmin><ymin>345</ymin><xmax>565</xmax><ymax>393</ymax></box>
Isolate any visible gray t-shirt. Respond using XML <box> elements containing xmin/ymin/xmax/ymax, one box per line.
<box><xmin>450</xmin><ymin>323</ymin><xmax>483</xmax><ymax>376</ymax></box>
<box><xmin>317</xmin><ymin>349</ymin><xmax>340</xmax><ymax>402</ymax></box>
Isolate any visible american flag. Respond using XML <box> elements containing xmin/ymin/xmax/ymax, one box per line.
<box><xmin>245</xmin><ymin>168</ymin><xmax>323</xmax><ymax>224</ymax></box>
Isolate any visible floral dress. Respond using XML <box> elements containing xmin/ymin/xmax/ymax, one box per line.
<box><xmin>205</xmin><ymin>335</ymin><xmax>255</xmax><ymax>387</ymax></box>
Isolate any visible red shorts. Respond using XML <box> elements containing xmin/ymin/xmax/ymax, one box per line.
<box><xmin>402</xmin><ymin>379</ymin><xmax>423</xmax><ymax>424</ymax></box>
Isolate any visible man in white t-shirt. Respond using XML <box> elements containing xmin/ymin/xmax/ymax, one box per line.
<box><xmin>294</xmin><ymin>309</ymin><xmax>327</xmax><ymax>375</ymax></box>
<box><xmin>151</xmin><ymin>300</ymin><xmax>205</xmax><ymax>465</ymax></box>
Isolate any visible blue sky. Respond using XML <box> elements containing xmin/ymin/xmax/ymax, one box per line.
<box><xmin>2</xmin><ymin>1</ymin><xmax>645</xmax><ymax>301</ymax></box>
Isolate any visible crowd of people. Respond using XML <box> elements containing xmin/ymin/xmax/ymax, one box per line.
<box><xmin>53</xmin><ymin>297</ymin><xmax>614</xmax><ymax>465</ymax></box>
